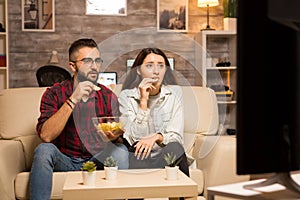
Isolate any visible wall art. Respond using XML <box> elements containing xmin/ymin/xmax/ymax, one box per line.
<box><xmin>86</xmin><ymin>0</ymin><xmax>127</xmax><ymax>16</ymax></box>
<box><xmin>22</xmin><ymin>0</ymin><xmax>55</xmax><ymax>32</ymax></box>
<box><xmin>157</xmin><ymin>0</ymin><xmax>188</xmax><ymax>32</ymax></box>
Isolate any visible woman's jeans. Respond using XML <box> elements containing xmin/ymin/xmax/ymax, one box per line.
<box><xmin>127</xmin><ymin>141</ymin><xmax>190</xmax><ymax>177</ymax></box>
<box><xmin>29</xmin><ymin>142</ymin><xmax>128</xmax><ymax>200</ymax></box>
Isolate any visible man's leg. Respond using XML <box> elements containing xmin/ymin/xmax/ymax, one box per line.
<box><xmin>111</xmin><ymin>143</ymin><xmax>129</xmax><ymax>169</ymax></box>
<box><xmin>29</xmin><ymin>143</ymin><xmax>84</xmax><ymax>200</ymax></box>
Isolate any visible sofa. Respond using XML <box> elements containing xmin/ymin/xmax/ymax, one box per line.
<box><xmin>0</xmin><ymin>85</ymin><xmax>249</xmax><ymax>200</ymax></box>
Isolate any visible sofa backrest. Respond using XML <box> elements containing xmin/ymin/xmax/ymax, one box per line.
<box><xmin>181</xmin><ymin>86</ymin><xmax>219</xmax><ymax>135</ymax></box>
<box><xmin>0</xmin><ymin>85</ymin><xmax>218</xmax><ymax>139</ymax></box>
<box><xmin>0</xmin><ymin>87</ymin><xmax>47</xmax><ymax>139</ymax></box>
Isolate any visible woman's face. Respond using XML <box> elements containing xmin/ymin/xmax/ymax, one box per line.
<box><xmin>138</xmin><ymin>53</ymin><xmax>166</xmax><ymax>87</ymax></box>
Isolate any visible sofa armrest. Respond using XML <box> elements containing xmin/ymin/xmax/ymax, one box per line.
<box><xmin>192</xmin><ymin>135</ymin><xmax>250</xmax><ymax>197</ymax></box>
<box><xmin>0</xmin><ymin>140</ymin><xmax>26</xmax><ymax>200</ymax></box>
<box><xmin>189</xmin><ymin>168</ymin><xmax>204</xmax><ymax>195</ymax></box>
<box><xmin>16</xmin><ymin>135</ymin><xmax>42</xmax><ymax>170</ymax></box>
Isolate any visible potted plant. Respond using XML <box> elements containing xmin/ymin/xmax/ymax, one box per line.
<box><xmin>81</xmin><ymin>161</ymin><xmax>97</xmax><ymax>186</ymax></box>
<box><xmin>223</xmin><ymin>0</ymin><xmax>237</xmax><ymax>31</ymax></box>
<box><xmin>104</xmin><ymin>156</ymin><xmax>118</xmax><ymax>180</ymax></box>
<box><xmin>164</xmin><ymin>152</ymin><xmax>181</xmax><ymax>180</ymax></box>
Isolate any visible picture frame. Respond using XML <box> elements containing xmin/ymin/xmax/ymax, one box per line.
<box><xmin>86</xmin><ymin>0</ymin><xmax>127</xmax><ymax>16</ymax></box>
<box><xmin>157</xmin><ymin>0</ymin><xmax>188</xmax><ymax>32</ymax></box>
<box><xmin>22</xmin><ymin>0</ymin><xmax>55</xmax><ymax>32</ymax></box>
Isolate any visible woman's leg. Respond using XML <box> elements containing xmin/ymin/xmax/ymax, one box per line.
<box><xmin>155</xmin><ymin>142</ymin><xmax>190</xmax><ymax>176</ymax></box>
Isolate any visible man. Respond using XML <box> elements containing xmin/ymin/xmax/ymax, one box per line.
<box><xmin>30</xmin><ymin>38</ymin><xmax>128</xmax><ymax>200</ymax></box>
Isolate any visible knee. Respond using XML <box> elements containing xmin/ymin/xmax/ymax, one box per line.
<box><xmin>112</xmin><ymin>144</ymin><xmax>129</xmax><ymax>169</ymax></box>
<box><xmin>113</xmin><ymin>144</ymin><xmax>129</xmax><ymax>159</ymax></box>
<box><xmin>166</xmin><ymin>142</ymin><xmax>185</xmax><ymax>153</ymax></box>
<box><xmin>33</xmin><ymin>143</ymin><xmax>57</xmax><ymax>162</ymax></box>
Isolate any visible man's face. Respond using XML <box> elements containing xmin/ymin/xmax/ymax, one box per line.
<box><xmin>72</xmin><ymin>47</ymin><xmax>102</xmax><ymax>84</ymax></box>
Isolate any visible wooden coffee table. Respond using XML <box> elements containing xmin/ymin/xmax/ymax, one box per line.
<box><xmin>63</xmin><ymin>168</ymin><xmax>198</xmax><ymax>200</ymax></box>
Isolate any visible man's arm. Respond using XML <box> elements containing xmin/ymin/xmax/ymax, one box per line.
<box><xmin>38</xmin><ymin>81</ymin><xmax>95</xmax><ymax>142</ymax></box>
<box><xmin>39</xmin><ymin>98</ymin><xmax>74</xmax><ymax>142</ymax></box>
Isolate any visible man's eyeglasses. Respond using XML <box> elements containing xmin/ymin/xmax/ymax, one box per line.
<box><xmin>72</xmin><ymin>57</ymin><xmax>103</xmax><ymax>67</ymax></box>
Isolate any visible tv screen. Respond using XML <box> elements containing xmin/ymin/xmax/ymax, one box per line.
<box><xmin>237</xmin><ymin>0</ymin><xmax>300</xmax><ymax>192</ymax></box>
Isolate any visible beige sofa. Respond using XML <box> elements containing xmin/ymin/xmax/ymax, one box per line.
<box><xmin>0</xmin><ymin>85</ymin><xmax>249</xmax><ymax>200</ymax></box>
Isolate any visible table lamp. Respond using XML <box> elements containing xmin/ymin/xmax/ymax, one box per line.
<box><xmin>198</xmin><ymin>0</ymin><xmax>219</xmax><ymax>30</ymax></box>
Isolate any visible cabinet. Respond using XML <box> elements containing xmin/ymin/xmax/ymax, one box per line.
<box><xmin>195</xmin><ymin>30</ymin><xmax>237</xmax><ymax>134</ymax></box>
<box><xmin>0</xmin><ymin>0</ymin><xmax>8</xmax><ymax>90</ymax></box>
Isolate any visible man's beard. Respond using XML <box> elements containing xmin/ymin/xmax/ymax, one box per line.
<box><xmin>76</xmin><ymin>69</ymin><xmax>98</xmax><ymax>85</ymax></box>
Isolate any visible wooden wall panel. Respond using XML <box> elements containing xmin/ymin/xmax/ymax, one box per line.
<box><xmin>7</xmin><ymin>0</ymin><xmax>224</xmax><ymax>88</ymax></box>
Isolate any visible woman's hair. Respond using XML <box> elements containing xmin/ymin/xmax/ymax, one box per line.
<box><xmin>122</xmin><ymin>48</ymin><xmax>178</xmax><ymax>90</ymax></box>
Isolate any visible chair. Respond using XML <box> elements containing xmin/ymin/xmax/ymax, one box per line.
<box><xmin>36</xmin><ymin>65</ymin><xmax>71</xmax><ymax>87</ymax></box>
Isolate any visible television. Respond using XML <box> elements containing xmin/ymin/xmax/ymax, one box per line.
<box><xmin>236</xmin><ymin>0</ymin><xmax>300</xmax><ymax>192</ymax></box>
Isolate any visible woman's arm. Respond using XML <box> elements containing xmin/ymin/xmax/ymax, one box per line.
<box><xmin>158</xmin><ymin>86</ymin><xmax>184</xmax><ymax>145</ymax></box>
<box><xmin>118</xmin><ymin>89</ymin><xmax>152</xmax><ymax>144</ymax></box>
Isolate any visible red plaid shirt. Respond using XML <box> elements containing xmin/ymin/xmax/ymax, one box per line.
<box><xmin>36</xmin><ymin>78</ymin><xmax>120</xmax><ymax>158</ymax></box>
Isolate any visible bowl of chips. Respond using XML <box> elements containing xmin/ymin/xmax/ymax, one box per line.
<box><xmin>92</xmin><ymin>116</ymin><xmax>126</xmax><ymax>134</ymax></box>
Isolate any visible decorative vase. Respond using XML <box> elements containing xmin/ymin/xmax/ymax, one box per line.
<box><xmin>223</xmin><ymin>18</ymin><xmax>237</xmax><ymax>31</ymax></box>
<box><xmin>82</xmin><ymin>171</ymin><xmax>96</xmax><ymax>186</ymax></box>
<box><xmin>104</xmin><ymin>166</ymin><xmax>118</xmax><ymax>180</ymax></box>
<box><xmin>165</xmin><ymin>166</ymin><xmax>179</xmax><ymax>181</ymax></box>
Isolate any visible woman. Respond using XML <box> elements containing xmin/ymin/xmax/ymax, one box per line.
<box><xmin>119</xmin><ymin>47</ymin><xmax>189</xmax><ymax>176</ymax></box>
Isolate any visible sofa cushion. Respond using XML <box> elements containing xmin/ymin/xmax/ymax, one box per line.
<box><xmin>15</xmin><ymin>172</ymin><xmax>67</xmax><ymax>200</ymax></box>
<box><xmin>181</xmin><ymin>86</ymin><xmax>219</xmax><ymax>135</ymax></box>
<box><xmin>0</xmin><ymin>87</ymin><xmax>47</xmax><ymax>139</ymax></box>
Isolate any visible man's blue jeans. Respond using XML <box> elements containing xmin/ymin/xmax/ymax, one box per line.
<box><xmin>29</xmin><ymin>142</ymin><xmax>128</xmax><ymax>200</ymax></box>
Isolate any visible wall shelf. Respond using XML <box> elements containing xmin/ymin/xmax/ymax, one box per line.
<box><xmin>0</xmin><ymin>0</ymin><xmax>9</xmax><ymax>90</ymax></box>
<box><xmin>195</xmin><ymin>30</ymin><xmax>237</xmax><ymax>134</ymax></box>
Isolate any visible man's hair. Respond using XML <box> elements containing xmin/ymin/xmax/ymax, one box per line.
<box><xmin>69</xmin><ymin>38</ymin><xmax>99</xmax><ymax>62</ymax></box>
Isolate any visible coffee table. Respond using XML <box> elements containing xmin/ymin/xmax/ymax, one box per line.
<box><xmin>63</xmin><ymin>168</ymin><xmax>198</xmax><ymax>200</ymax></box>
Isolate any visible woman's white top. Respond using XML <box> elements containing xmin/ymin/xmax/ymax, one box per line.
<box><xmin>118</xmin><ymin>85</ymin><xmax>184</xmax><ymax>154</ymax></box>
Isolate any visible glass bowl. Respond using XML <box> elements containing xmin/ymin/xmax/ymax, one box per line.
<box><xmin>92</xmin><ymin>116</ymin><xmax>126</xmax><ymax>133</ymax></box>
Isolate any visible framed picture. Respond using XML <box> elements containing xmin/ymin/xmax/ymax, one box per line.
<box><xmin>157</xmin><ymin>0</ymin><xmax>188</xmax><ymax>32</ymax></box>
<box><xmin>22</xmin><ymin>0</ymin><xmax>55</xmax><ymax>32</ymax></box>
<box><xmin>86</xmin><ymin>0</ymin><xmax>127</xmax><ymax>16</ymax></box>
<box><xmin>126</xmin><ymin>58</ymin><xmax>175</xmax><ymax>73</ymax></box>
